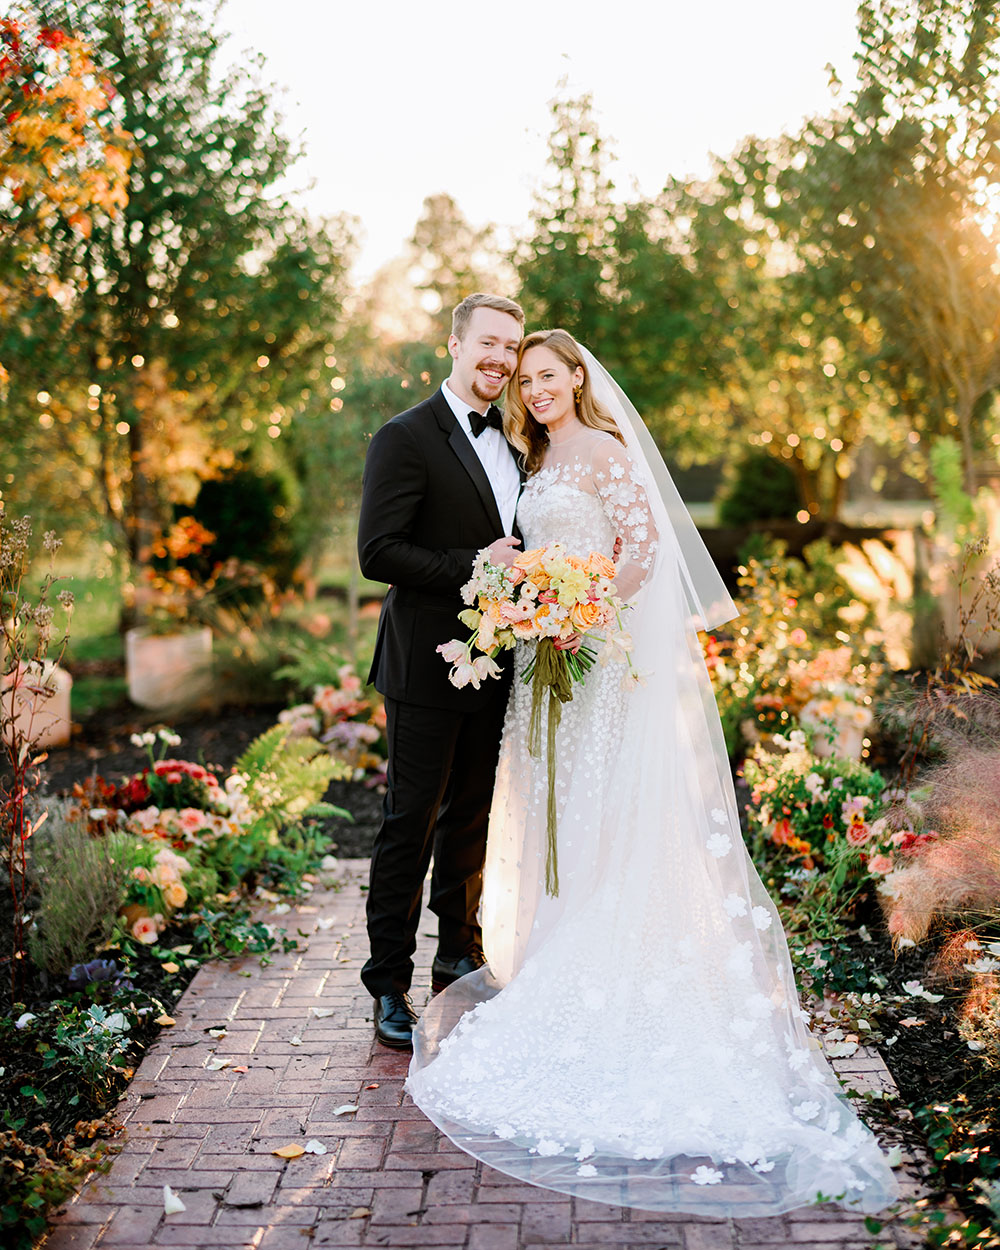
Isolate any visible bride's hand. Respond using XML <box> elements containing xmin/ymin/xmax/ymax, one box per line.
<box><xmin>487</xmin><ymin>536</ymin><xmax>521</xmax><ymax>568</ymax></box>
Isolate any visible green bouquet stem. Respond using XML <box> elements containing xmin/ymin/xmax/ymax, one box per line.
<box><xmin>523</xmin><ymin>637</ymin><xmax>596</xmax><ymax>897</ymax></box>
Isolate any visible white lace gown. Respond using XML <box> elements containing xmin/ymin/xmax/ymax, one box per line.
<box><xmin>406</xmin><ymin>428</ymin><xmax>898</xmax><ymax>1216</ymax></box>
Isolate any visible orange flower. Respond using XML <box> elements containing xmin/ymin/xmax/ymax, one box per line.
<box><xmin>163</xmin><ymin>881</ymin><xmax>188</xmax><ymax>909</ymax></box>
<box><xmin>569</xmin><ymin>600</ymin><xmax>602</xmax><ymax>631</ymax></box>
<box><xmin>514</xmin><ymin>547</ymin><xmax>547</xmax><ymax>574</ymax></box>
<box><xmin>586</xmin><ymin>552</ymin><xmax>617</xmax><ymax>579</ymax></box>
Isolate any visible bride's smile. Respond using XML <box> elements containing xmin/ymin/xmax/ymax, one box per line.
<box><xmin>518</xmin><ymin>345</ymin><xmax>584</xmax><ymax>436</ymax></box>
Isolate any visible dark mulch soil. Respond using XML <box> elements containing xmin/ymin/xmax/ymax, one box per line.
<box><xmin>44</xmin><ymin>699</ymin><xmax>381</xmax><ymax>858</ymax></box>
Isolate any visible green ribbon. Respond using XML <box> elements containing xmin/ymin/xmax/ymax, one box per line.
<box><xmin>526</xmin><ymin>638</ymin><xmax>574</xmax><ymax>897</ymax></box>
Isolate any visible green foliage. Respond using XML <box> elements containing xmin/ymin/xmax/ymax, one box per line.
<box><xmin>929</xmin><ymin>436</ymin><xmax>978</xmax><ymax>534</ymax></box>
<box><xmin>27</xmin><ymin>801</ymin><xmax>131</xmax><ymax>976</ymax></box>
<box><xmin>0</xmin><ymin>1120</ymin><xmax>117</xmax><ymax>1250</ymax></box>
<box><xmin>189</xmin><ymin>463</ymin><xmax>305</xmax><ymax>587</ymax></box>
<box><xmin>717</xmin><ymin>449</ymin><xmax>802</xmax><ymax>526</ymax></box>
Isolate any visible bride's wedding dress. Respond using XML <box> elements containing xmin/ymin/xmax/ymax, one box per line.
<box><xmin>406</xmin><ymin>403</ymin><xmax>897</xmax><ymax>1216</ymax></box>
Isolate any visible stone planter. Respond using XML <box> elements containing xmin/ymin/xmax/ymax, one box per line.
<box><xmin>809</xmin><ymin>722</ymin><xmax>866</xmax><ymax>762</ymax></box>
<box><xmin>125</xmin><ymin>627</ymin><xmax>213</xmax><ymax>710</ymax></box>
<box><xmin>1</xmin><ymin>660</ymin><xmax>73</xmax><ymax>749</ymax></box>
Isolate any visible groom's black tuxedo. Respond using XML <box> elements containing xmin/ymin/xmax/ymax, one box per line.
<box><xmin>359</xmin><ymin>387</ymin><xmax>520</xmax><ymax>709</ymax></box>
<box><xmin>357</xmin><ymin>385</ymin><xmax>522</xmax><ymax>1000</ymax></box>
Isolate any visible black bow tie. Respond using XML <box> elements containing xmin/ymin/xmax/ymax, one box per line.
<box><xmin>469</xmin><ymin>406</ymin><xmax>504</xmax><ymax>438</ymax></box>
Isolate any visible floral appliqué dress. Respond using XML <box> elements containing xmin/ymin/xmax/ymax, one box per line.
<box><xmin>406</xmin><ymin>427</ymin><xmax>898</xmax><ymax>1217</ymax></box>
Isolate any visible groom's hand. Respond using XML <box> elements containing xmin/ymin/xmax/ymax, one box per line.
<box><xmin>487</xmin><ymin>536</ymin><xmax>521</xmax><ymax>568</ymax></box>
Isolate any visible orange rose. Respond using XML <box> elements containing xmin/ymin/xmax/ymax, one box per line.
<box><xmin>565</xmin><ymin>554</ymin><xmax>586</xmax><ymax>570</ymax></box>
<box><xmin>569</xmin><ymin>601</ymin><xmax>602</xmax><ymax>631</ymax></box>
<box><xmin>163</xmin><ymin>881</ymin><xmax>188</xmax><ymax>909</ymax></box>
<box><xmin>514</xmin><ymin>547</ymin><xmax>547</xmax><ymax>574</ymax></box>
<box><xmin>586</xmin><ymin>552</ymin><xmax>617</xmax><ymax>579</ymax></box>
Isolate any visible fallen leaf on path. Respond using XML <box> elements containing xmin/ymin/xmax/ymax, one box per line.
<box><xmin>365</xmin><ymin>1083</ymin><xmax>379</xmax><ymax>1090</ymax></box>
<box><xmin>154</xmin><ymin>1015</ymin><xmax>176</xmax><ymax>1027</ymax></box>
<box><xmin>232</xmin><ymin>1065</ymin><xmax>249</xmax><ymax>1074</ymax></box>
<box><xmin>333</xmin><ymin>1104</ymin><xmax>358</xmax><ymax>1115</ymax></box>
<box><xmin>273</xmin><ymin>1144</ymin><xmax>305</xmax><ymax>1159</ymax></box>
<box><xmin>348</xmin><ymin>1207</ymin><xmax>371</xmax><ymax>1219</ymax></box>
<box><xmin>207</xmin><ymin>1028</ymin><xmax>227</xmax><ymax>1039</ymax></box>
<box><xmin>161</xmin><ymin>962</ymin><xmax>180</xmax><ymax>974</ymax></box>
<box><xmin>289</xmin><ymin>1036</ymin><xmax>302</xmax><ymax>1046</ymax></box>
<box><xmin>206</xmin><ymin>1057</ymin><xmax>231</xmax><ymax>1070</ymax></box>
<box><xmin>310</xmin><ymin>1008</ymin><xmax>335</xmax><ymax>1018</ymax></box>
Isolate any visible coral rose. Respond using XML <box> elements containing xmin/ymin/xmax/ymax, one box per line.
<box><xmin>845</xmin><ymin>820</ymin><xmax>872</xmax><ymax>846</ymax></box>
<box><xmin>131</xmin><ymin>915</ymin><xmax>160</xmax><ymax>944</ymax></box>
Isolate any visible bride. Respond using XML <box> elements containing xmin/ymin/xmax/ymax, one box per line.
<box><xmin>405</xmin><ymin>329</ymin><xmax>898</xmax><ymax>1217</ymax></box>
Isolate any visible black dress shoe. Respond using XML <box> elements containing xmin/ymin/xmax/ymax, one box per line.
<box><xmin>431</xmin><ymin>948</ymin><xmax>487</xmax><ymax>994</ymax></box>
<box><xmin>373</xmin><ymin>991</ymin><xmax>417</xmax><ymax>1049</ymax></box>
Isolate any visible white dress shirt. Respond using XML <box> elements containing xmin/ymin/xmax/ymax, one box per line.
<box><xmin>441</xmin><ymin>379</ymin><xmax>521</xmax><ymax>535</ymax></box>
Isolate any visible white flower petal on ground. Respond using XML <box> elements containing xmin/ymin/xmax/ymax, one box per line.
<box><xmin>310</xmin><ymin>1007</ymin><xmax>335</xmax><ymax>1018</ymax></box>
<box><xmin>163</xmin><ymin>1185</ymin><xmax>186</xmax><ymax>1214</ymax></box>
<box><xmin>333</xmin><ymin>1104</ymin><xmax>358</xmax><ymax>1115</ymax></box>
<box><xmin>303</xmin><ymin>1140</ymin><xmax>327</xmax><ymax>1155</ymax></box>
<box><xmin>691</xmin><ymin>1165</ymin><xmax>724</xmax><ymax>1186</ymax></box>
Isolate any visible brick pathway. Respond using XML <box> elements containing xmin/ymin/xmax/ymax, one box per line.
<box><xmin>44</xmin><ymin>860</ymin><xmax>924</xmax><ymax>1250</ymax></box>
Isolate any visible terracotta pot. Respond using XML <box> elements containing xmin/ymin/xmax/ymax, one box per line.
<box><xmin>125</xmin><ymin>627</ymin><xmax>213</xmax><ymax>709</ymax></box>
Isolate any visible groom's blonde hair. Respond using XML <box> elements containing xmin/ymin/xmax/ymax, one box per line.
<box><xmin>451</xmin><ymin>292</ymin><xmax>525</xmax><ymax>340</ymax></box>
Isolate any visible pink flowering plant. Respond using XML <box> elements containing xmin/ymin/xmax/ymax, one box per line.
<box><xmin>67</xmin><ymin>725</ymin><xmax>341</xmax><ymax>949</ymax></box>
<box><xmin>706</xmin><ymin>539</ymin><xmax>882</xmax><ymax>759</ymax></box>
<box><xmin>276</xmin><ymin>659</ymin><xmax>386</xmax><ymax>781</ymax></box>
<box><xmin>742</xmin><ymin>729</ymin><xmax>890</xmax><ymax>896</ymax></box>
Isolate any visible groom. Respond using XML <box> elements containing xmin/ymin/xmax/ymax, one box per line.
<box><xmin>357</xmin><ymin>292</ymin><xmax>525</xmax><ymax>1048</ymax></box>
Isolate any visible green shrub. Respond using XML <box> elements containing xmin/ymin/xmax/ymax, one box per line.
<box><xmin>28</xmin><ymin>801</ymin><xmax>131</xmax><ymax>976</ymax></box>
<box><xmin>190</xmin><ymin>463</ymin><xmax>306</xmax><ymax>586</ymax></box>
<box><xmin>717</xmin><ymin>448</ymin><xmax>801</xmax><ymax>527</ymax></box>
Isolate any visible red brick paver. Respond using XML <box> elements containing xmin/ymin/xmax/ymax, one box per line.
<box><xmin>43</xmin><ymin>860</ymin><xmax>924</xmax><ymax>1250</ymax></box>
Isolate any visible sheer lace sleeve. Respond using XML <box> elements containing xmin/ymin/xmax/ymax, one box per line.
<box><xmin>589</xmin><ymin>438</ymin><xmax>659</xmax><ymax>601</ymax></box>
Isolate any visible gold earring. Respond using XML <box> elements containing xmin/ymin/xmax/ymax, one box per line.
<box><xmin>573</xmin><ymin>385</ymin><xmax>583</xmax><ymax>404</ymax></box>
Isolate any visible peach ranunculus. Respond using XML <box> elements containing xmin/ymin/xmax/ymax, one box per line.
<box><xmin>131</xmin><ymin>915</ymin><xmax>160</xmax><ymax>944</ymax></box>
<box><xmin>569</xmin><ymin>600</ymin><xmax>602</xmax><ymax>632</ymax></box>
<box><xmin>586</xmin><ymin>551</ymin><xmax>617</xmax><ymax>579</ymax></box>
<box><xmin>867</xmin><ymin>854</ymin><xmax>894</xmax><ymax>875</ymax></box>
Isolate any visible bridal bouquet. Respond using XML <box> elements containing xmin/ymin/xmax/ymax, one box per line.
<box><xmin>438</xmin><ymin>544</ymin><xmax>633</xmax><ymax>894</ymax></box>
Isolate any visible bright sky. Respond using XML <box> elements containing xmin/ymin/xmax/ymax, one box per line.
<box><xmin>218</xmin><ymin>0</ymin><xmax>861</xmax><ymax>280</ymax></box>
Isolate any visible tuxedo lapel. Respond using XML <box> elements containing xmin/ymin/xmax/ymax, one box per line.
<box><xmin>430</xmin><ymin>389</ymin><xmax>505</xmax><ymax>535</ymax></box>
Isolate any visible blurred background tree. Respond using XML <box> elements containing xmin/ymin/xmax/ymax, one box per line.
<box><xmin>0</xmin><ymin>0</ymin><xmax>354</xmax><ymax>624</ymax></box>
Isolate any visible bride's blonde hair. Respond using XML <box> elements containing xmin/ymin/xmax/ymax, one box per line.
<box><xmin>504</xmin><ymin>329</ymin><xmax>624</xmax><ymax>474</ymax></box>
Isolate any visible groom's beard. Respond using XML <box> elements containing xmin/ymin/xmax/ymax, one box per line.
<box><xmin>471</xmin><ymin>366</ymin><xmax>509</xmax><ymax>403</ymax></box>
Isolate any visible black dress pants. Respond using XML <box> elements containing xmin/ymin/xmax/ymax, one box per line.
<box><xmin>361</xmin><ymin>690</ymin><xmax>508</xmax><ymax>998</ymax></box>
